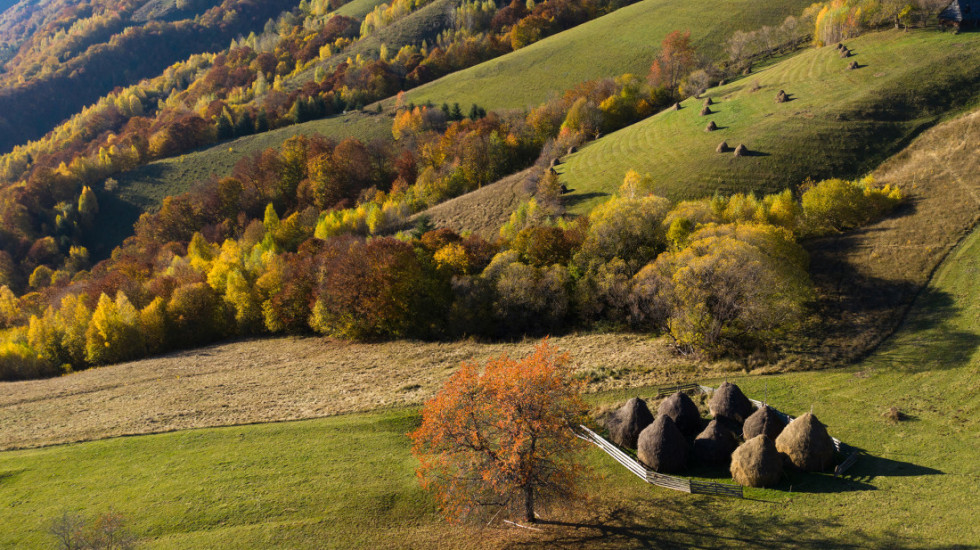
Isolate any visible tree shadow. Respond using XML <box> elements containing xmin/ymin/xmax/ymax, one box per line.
<box><xmin>563</xmin><ymin>192</ymin><xmax>610</xmax><ymax>209</ymax></box>
<box><xmin>509</xmin><ymin>501</ymin><xmax>965</xmax><ymax>549</ymax></box>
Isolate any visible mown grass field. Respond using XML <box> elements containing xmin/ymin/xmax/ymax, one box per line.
<box><xmin>90</xmin><ymin>111</ymin><xmax>391</xmax><ymax>258</ymax></box>
<box><xmin>557</xmin><ymin>29</ymin><xmax>980</xmax><ymax>214</ymax></box>
<box><xmin>390</xmin><ymin>0</ymin><xmax>811</xmax><ymax>112</ymax></box>
<box><xmin>2</xmin><ymin>225</ymin><xmax>978</xmax><ymax>547</ymax></box>
<box><xmin>333</xmin><ymin>0</ymin><xmax>389</xmax><ymax>19</ymax></box>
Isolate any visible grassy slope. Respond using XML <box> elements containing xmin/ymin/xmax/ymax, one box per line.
<box><xmin>332</xmin><ymin>0</ymin><xmax>389</xmax><ymax>18</ymax></box>
<box><xmin>557</xmin><ymin>29</ymin><xmax>980</xmax><ymax>213</ymax></box>
<box><xmin>1</xmin><ymin>224</ymin><xmax>978</xmax><ymax>547</ymax></box>
<box><xmin>91</xmin><ymin>111</ymin><xmax>391</xmax><ymax>258</ymax></box>
<box><xmin>392</xmin><ymin>0</ymin><xmax>811</xmax><ymax>112</ymax></box>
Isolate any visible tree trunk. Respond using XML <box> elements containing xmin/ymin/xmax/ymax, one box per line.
<box><xmin>523</xmin><ymin>484</ymin><xmax>536</xmax><ymax>523</ymax></box>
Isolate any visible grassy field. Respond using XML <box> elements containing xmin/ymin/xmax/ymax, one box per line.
<box><xmin>90</xmin><ymin>111</ymin><xmax>392</xmax><ymax>258</ymax></box>
<box><xmin>1</xmin><ymin>224</ymin><xmax>978</xmax><ymax>547</ymax></box>
<box><xmin>557</xmin><ymin>29</ymin><xmax>980</xmax><ymax>213</ymax></box>
<box><xmin>333</xmin><ymin>0</ymin><xmax>389</xmax><ymax>18</ymax></box>
<box><xmin>390</xmin><ymin>0</ymin><xmax>811</xmax><ymax>112</ymax></box>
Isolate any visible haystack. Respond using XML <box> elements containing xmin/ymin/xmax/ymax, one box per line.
<box><xmin>672</xmin><ymin>102</ymin><xmax>681</xmax><ymax>111</ymax></box>
<box><xmin>730</xmin><ymin>435</ymin><xmax>783</xmax><ymax>487</ymax></box>
<box><xmin>704</xmin><ymin>97</ymin><xmax>713</xmax><ymax>106</ymax></box>
<box><xmin>637</xmin><ymin>415</ymin><xmax>688</xmax><ymax>473</ymax></box>
<box><xmin>775</xmin><ymin>412</ymin><xmax>835</xmax><ymax>471</ymax></box>
<box><xmin>847</xmin><ymin>60</ymin><xmax>859</xmax><ymax>70</ymax></box>
<box><xmin>693</xmin><ymin>420</ymin><xmax>739</xmax><ymax>466</ymax></box>
<box><xmin>709</xmin><ymin>382</ymin><xmax>754</xmax><ymax>424</ymax></box>
<box><xmin>775</xmin><ymin>90</ymin><xmax>788</xmax><ymax>103</ymax></box>
<box><xmin>716</xmin><ymin>141</ymin><xmax>729</xmax><ymax>153</ymax></box>
<box><xmin>700</xmin><ymin>105</ymin><xmax>711</xmax><ymax>116</ymax></box>
<box><xmin>705</xmin><ymin>121</ymin><xmax>717</xmax><ymax>132</ymax></box>
<box><xmin>837</xmin><ymin>42</ymin><xmax>846</xmax><ymax>50</ymax></box>
<box><xmin>839</xmin><ymin>47</ymin><xmax>851</xmax><ymax>58</ymax></box>
<box><xmin>606</xmin><ymin>397</ymin><xmax>654</xmax><ymax>448</ymax></box>
<box><xmin>657</xmin><ymin>391</ymin><xmax>703</xmax><ymax>437</ymax></box>
<box><xmin>733</xmin><ymin>144</ymin><xmax>748</xmax><ymax>157</ymax></box>
<box><xmin>743</xmin><ymin>405</ymin><xmax>786</xmax><ymax>441</ymax></box>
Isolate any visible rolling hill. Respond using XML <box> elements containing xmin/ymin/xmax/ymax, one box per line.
<box><xmin>389</xmin><ymin>0</ymin><xmax>812</xmax><ymax>112</ymax></box>
<box><xmin>556</xmin><ymin>29</ymin><xmax>980</xmax><ymax>213</ymax></box>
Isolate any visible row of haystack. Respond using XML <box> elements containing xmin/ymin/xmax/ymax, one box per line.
<box><xmin>604</xmin><ymin>382</ymin><xmax>837</xmax><ymax>487</ymax></box>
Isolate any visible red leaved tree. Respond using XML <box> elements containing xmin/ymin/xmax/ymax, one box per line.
<box><xmin>409</xmin><ymin>341</ymin><xmax>587</xmax><ymax>523</ymax></box>
<box><xmin>648</xmin><ymin>30</ymin><xmax>698</xmax><ymax>92</ymax></box>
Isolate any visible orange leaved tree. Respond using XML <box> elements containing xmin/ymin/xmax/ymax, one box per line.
<box><xmin>648</xmin><ymin>30</ymin><xmax>698</xmax><ymax>93</ymax></box>
<box><xmin>409</xmin><ymin>341</ymin><xmax>587</xmax><ymax>523</ymax></box>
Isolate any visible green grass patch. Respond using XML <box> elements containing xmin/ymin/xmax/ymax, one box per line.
<box><xmin>558</xmin><ymin>29</ymin><xmax>980</xmax><ymax>213</ymax></box>
<box><xmin>332</xmin><ymin>0</ymin><xmax>389</xmax><ymax>19</ymax></box>
<box><xmin>3</xmin><ymin>223</ymin><xmax>979</xmax><ymax>547</ymax></box>
<box><xmin>394</xmin><ymin>0</ymin><xmax>812</xmax><ymax>111</ymax></box>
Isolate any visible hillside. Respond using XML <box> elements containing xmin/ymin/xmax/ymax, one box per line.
<box><xmin>1</xmin><ymin>223</ymin><xmax>977</xmax><ymax>546</ymax></box>
<box><xmin>91</xmin><ymin>110</ymin><xmax>392</xmax><ymax>258</ymax></box>
<box><xmin>391</xmin><ymin>0</ymin><xmax>811</xmax><ymax>111</ymax></box>
<box><xmin>557</xmin><ymin>29</ymin><xmax>980</xmax><ymax>213</ymax></box>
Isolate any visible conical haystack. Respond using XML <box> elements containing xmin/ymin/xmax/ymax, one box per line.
<box><xmin>731</xmin><ymin>435</ymin><xmax>783</xmax><ymax>487</ymax></box>
<box><xmin>637</xmin><ymin>415</ymin><xmax>688</xmax><ymax>473</ymax></box>
<box><xmin>700</xmin><ymin>105</ymin><xmax>711</xmax><ymax>116</ymax></box>
<box><xmin>775</xmin><ymin>90</ymin><xmax>788</xmax><ymax>103</ymax></box>
<box><xmin>693</xmin><ymin>420</ymin><xmax>739</xmax><ymax>466</ymax></box>
<box><xmin>657</xmin><ymin>391</ymin><xmax>703</xmax><ymax>437</ymax></box>
<box><xmin>743</xmin><ymin>405</ymin><xmax>786</xmax><ymax>441</ymax></box>
<box><xmin>716</xmin><ymin>141</ymin><xmax>729</xmax><ymax>153</ymax></box>
<box><xmin>847</xmin><ymin>60</ymin><xmax>859</xmax><ymax>70</ymax></box>
<box><xmin>704</xmin><ymin>97</ymin><xmax>713</xmax><ymax>106</ymax></box>
<box><xmin>606</xmin><ymin>397</ymin><xmax>654</xmax><ymax>449</ymax></box>
<box><xmin>775</xmin><ymin>412</ymin><xmax>835</xmax><ymax>471</ymax></box>
<box><xmin>705</xmin><ymin>121</ymin><xmax>717</xmax><ymax>132</ymax></box>
<box><xmin>733</xmin><ymin>144</ymin><xmax>748</xmax><ymax>157</ymax></box>
<box><xmin>709</xmin><ymin>382</ymin><xmax>754</xmax><ymax>424</ymax></box>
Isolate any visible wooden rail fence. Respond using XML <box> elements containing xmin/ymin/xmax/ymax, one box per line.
<box><xmin>576</xmin><ymin>425</ymin><xmax>744</xmax><ymax>498</ymax></box>
<box><xmin>579</xmin><ymin>383</ymin><xmax>860</xmax><ymax>495</ymax></box>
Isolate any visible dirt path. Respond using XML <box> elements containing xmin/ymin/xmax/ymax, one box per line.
<box><xmin>0</xmin><ymin>333</ymin><xmax>717</xmax><ymax>450</ymax></box>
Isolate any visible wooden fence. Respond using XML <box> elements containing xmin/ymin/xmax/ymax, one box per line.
<box><xmin>578</xmin><ymin>382</ymin><xmax>860</xmax><ymax>496</ymax></box>
<box><xmin>576</xmin><ymin>425</ymin><xmax>744</xmax><ymax>498</ymax></box>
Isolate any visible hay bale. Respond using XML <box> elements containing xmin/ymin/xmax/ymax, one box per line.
<box><xmin>775</xmin><ymin>412</ymin><xmax>836</xmax><ymax>471</ymax></box>
<box><xmin>704</xmin><ymin>97</ymin><xmax>713</xmax><ymax>106</ymax></box>
<box><xmin>882</xmin><ymin>406</ymin><xmax>907</xmax><ymax>423</ymax></box>
<box><xmin>567</xmin><ymin>146</ymin><xmax>577</xmax><ymax>155</ymax></box>
<box><xmin>705</xmin><ymin>121</ymin><xmax>717</xmax><ymax>132</ymax></box>
<box><xmin>743</xmin><ymin>405</ymin><xmax>786</xmax><ymax>441</ymax></box>
<box><xmin>672</xmin><ymin>102</ymin><xmax>681</xmax><ymax>111</ymax></box>
<box><xmin>693</xmin><ymin>419</ymin><xmax>739</xmax><ymax>466</ymax></box>
<box><xmin>709</xmin><ymin>382</ymin><xmax>754</xmax><ymax>424</ymax></box>
<box><xmin>775</xmin><ymin>90</ymin><xmax>788</xmax><ymax>103</ymax></box>
<box><xmin>733</xmin><ymin>144</ymin><xmax>748</xmax><ymax>157</ymax></box>
<box><xmin>730</xmin><ymin>435</ymin><xmax>783</xmax><ymax>487</ymax></box>
<box><xmin>839</xmin><ymin>47</ymin><xmax>850</xmax><ymax>58</ymax></box>
<box><xmin>605</xmin><ymin>397</ymin><xmax>654</xmax><ymax>448</ymax></box>
<box><xmin>657</xmin><ymin>391</ymin><xmax>703</xmax><ymax>437</ymax></box>
<box><xmin>700</xmin><ymin>105</ymin><xmax>711</xmax><ymax>116</ymax></box>
<box><xmin>847</xmin><ymin>60</ymin><xmax>859</xmax><ymax>70</ymax></box>
<box><xmin>716</xmin><ymin>141</ymin><xmax>729</xmax><ymax>153</ymax></box>
<box><xmin>637</xmin><ymin>415</ymin><xmax>688</xmax><ymax>473</ymax></box>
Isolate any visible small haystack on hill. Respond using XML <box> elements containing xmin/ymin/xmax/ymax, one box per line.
<box><xmin>709</xmin><ymin>382</ymin><xmax>754</xmax><ymax>424</ymax></box>
<box><xmin>705</xmin><ymin>121</ymin><xmax>717</xmax><ymax>132</ymax></box>
<box><xmin>743</xmin><ymin>405</ymin><xmax>786</xmax><ymax>441</ymax></box>
<box><xmin>775</xmin><ymin>90</ymin><xmax>788</xmax><ymax>103</ymax></box>
<box><xmin>775</xmin><ymin>412</ymin><xmax>836</xmax><ymax>471</ymax></box>
<box><xmin>704</xmin><ymin>97</ymin><xmax>713</xmax><ymax>106</ymax></box>
<box><xmin>700</xmin><ymin>105</ymin><xmax>711</xmax><ymax>116</ymax></box>
<box><xmin>606</xmin><ymin>397</ymin><xmax>654</xmax><ymax>448</ymax></box>
<box><xmin>657</xmin><ymin>391</ymin><xmax>703</xmax><ymax>437</ymax></box>
<box><xmin>733</xmin><ymin>144</ymin><xmax>748</xmax><ymax>157</ymax></box>
<box><xmin>637</xmin><ymin>415</ymin><xmax>689</xmax><ymax>473</ymax></box>
<box><xmin>847</xmin><ymin>60</ymin><xmax>859</xmax><ymax>70</ymax></box>
<box><xmin>731</xmin><ymin>435</ymin><xmax>783</xmax><ymax>487</ymax></box>
<box><xmin>693</xmin><ymin>420</ymin><xmax>739</xmax><ymax>466</ymax></box>
<box><xmin>716</xmin><ymin>141</ymin><xmax>729</xmax><ymax>153</ymax></box>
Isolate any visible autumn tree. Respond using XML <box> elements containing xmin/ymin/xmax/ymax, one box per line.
<box><xmin>410</xmin><ymin>341</ymin><xmax>587</xmax><ymax>523</ymax></box>
<box><xmin>648</xmin><ymin>30</ymin><xmax>698</xmax><ymax>93</ymax></box>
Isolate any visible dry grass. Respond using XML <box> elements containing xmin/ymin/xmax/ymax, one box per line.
<box><xmin>803</xmin><ymin>107</ymin><xmax>980</xmax><ymax>363</ymax></box>
<box><xmin>0</xmin><ymin>333</ymin><xmax>732</xmax><ymax>451</ymax></box>
<box><xmin>411</xmin><ymin>168</ymin><xmax>534</xmax><ymax>238</ymax></box>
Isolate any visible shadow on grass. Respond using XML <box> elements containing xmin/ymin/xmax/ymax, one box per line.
<box><xmin>517</xmin><ymin>502</ymin><xmax>963</xmax><ymax>549</ymax></box>
<box><xmin>563</xmin><ymin>191</ymin><xmax>610</xmax><ymax>209</ymax></box>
